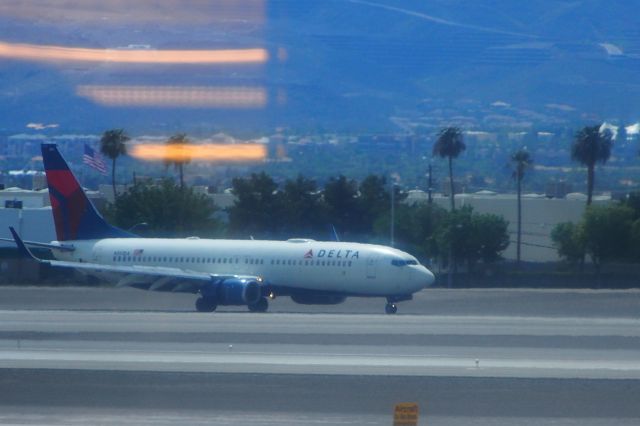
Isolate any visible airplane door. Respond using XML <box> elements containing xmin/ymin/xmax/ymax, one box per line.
<box><xmin>366</xmin><ymin>256</ymin><xmax>378</xmax><ymax>279</ymax></box>
<box><xmin>92</xmin><ymin>244</ymin><xmax>102</xmax><ymax>262</ymax></box>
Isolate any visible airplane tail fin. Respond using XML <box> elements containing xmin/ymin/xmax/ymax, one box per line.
<box><xmin>41</xmin><ymin>143</ymin><xmax>134</xmax><ymax>241</ymax></box>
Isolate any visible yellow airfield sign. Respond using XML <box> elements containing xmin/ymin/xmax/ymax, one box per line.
<box><xmin>393</xmin><ymin>402</ymin><xmax>419</xmax><ymax>426</ymax></box>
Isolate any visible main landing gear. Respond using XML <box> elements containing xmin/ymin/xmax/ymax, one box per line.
<box><xmin>194</xmin><ymin>296</ymin><xmax>269</xmax><ymax>313</ymax></box>
<box><xmin>195</xmin><ymin>297</ymin><xmax>217</xmax><ymax>312</ymax></box>
<box><xmin>248</xmin><ymin>297</ymin><xmax>269</xmax><ymax>313</ymax></box>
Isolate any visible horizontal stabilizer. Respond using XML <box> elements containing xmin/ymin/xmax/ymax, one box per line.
<box><xmin>0</xmin><ymin>237</ymin><xmax>74</xmax><ymax>252</ymax></box>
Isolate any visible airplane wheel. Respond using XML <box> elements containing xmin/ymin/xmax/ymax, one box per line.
<box><xmin>248</xmin><ymin>297</ymin><xmax>269</xmax><ymax>313</ymax></box>
<box><xmin>385</xmin><ymin>303</ymin><xmax>398</xmax><ymax>315</ymax></box>
<box><xmin>195</xmin><ymin>297</ymin><xmax>217</xmax><ymax>312</ymax></box>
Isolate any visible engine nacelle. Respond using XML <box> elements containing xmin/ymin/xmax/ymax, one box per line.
<box><xmin>216</xmin><ymin>278</ymin><xmax>262</xmax><ymax>305</ymax></box>
<box><xmin>291</xmin><ymin>293</ymin><xmax>347</xmax><ymax>305</ymax></box>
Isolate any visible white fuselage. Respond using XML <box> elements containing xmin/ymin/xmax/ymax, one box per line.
<box><xmin>54</xmin><ymin>238</ymin><xmax>435</xmax><ymax>296</ymax></box>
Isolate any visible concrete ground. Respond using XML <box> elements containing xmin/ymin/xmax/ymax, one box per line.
<box><xmin>0</xmin><ymin>286</ymin><xmax>638</xmax><ymax>425</ymax></box>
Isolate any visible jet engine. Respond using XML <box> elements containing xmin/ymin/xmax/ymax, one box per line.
<box><xmin>216</xmin><ymin>278</ymin><xmax>262</xmax><ymax>305</ymax></box>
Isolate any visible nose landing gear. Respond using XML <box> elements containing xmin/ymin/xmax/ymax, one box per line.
<box><xmin>385</xmin><ymin>295</ymin><xmax>412</xmax><ymax>314</ymax></box>
<box><xmin>385</xmin><ymin>302</ymin><xmax>398</xmax><ymax>315</ymax></box>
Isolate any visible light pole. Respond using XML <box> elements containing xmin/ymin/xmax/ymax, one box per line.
<box><xmin>390</xmin><ymin>180</ymin><xmax>395</xmax><ymax>248</ymax></box>
<box><xmin>428</xmin><ymin>161</ymin><xmax>433</xmax><ymax>204</ymax></box>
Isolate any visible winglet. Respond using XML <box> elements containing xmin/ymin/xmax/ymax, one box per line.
<box><xmin>9</xmin><ymin>227</ymin><xmax>40</xmax><ymax>261</ymax></box>
<box><xmin>330</xmin><ymin>224</ymin><xmax>340</xmax><ymax>242</ymax></box>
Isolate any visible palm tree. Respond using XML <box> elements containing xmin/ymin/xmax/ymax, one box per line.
<box><xmin>433</xmin><ymin>127</ymin><xmax>465</xmax><ymax>289</ymax></box>
<box><xmin>165</xmin><ymin>133</ymin><xmax>191</xmax><ymax>189</ymax></box>
<box><xmin>433</xmin><ymin>127</ymin><xmax>466</xmax><ymax>211</ymax></box>
<box><xmin>511</xmin><ymin>148</ymin><xmax>533</xmax><ymax>265</ymax></box>
<box><xmin>100</xmin><ymin>129</ymin><xmax>129</xmax><ymax>200</ymax></box>
<box><xmin>571</xmin><ymin>125</ymin><xmax>613</xmax><ymax>205</ymax></box>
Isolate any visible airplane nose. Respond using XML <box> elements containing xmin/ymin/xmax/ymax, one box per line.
<box><xmin>421</xmin><ymin>266</ymin><xmax>435</xmax><ymax>288</ymax></box>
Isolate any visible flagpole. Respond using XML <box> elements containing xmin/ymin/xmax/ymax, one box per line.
<box><xmin>80</xmin><ymin>154</ymin><xmax>85</xmax><ymax>189</ymax></box>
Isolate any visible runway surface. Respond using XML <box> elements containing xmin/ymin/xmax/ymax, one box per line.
<box><xmin>1</xmin><ymin>285</ymin><xmax>639</xmax><ymax>317</ymax></box>
<box><xmin>0</xmin><ymin>286</ymin><xmax>639</xmax><ymax>425</ymax></box>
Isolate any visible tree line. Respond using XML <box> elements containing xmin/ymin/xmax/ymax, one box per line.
<box><xmin>99</xmin><ymin>122</ymin><xmax>636</xmax><ymax>276</ymax></box>
<box><xmin>551</xmin><ymin>193</ymin><xmax>640</xmax><ymax>271</ymax></box>
<box><xmin>106</xmin><ymin>170</ymin><xmax>511</xmax><ymax>273</ymax></box>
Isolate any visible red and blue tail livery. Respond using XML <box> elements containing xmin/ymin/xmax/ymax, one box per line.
<box><xmin>41</xmin><ymin>144</ymin><xmax>133</xmax><ymax>241</ymax></box>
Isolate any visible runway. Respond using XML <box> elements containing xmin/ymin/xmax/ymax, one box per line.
<box><xmin>1</xmin><ymin>310</ymin><xmax>640</xmax><ymax>379</ymax></box>
<box><xmin>0</xmin><ymin>287</ymin><xmax>639</xmax><ymax>425</ymax></box>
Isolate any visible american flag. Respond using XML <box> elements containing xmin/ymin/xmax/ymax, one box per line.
<box><xmin>83</xmin><ymin>144</ymin><xmax>107</xmax><ymax>174</ymax></box>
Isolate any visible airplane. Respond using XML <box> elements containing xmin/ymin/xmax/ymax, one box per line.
<box><xmin>6</xmin><ymin>143</ymin><xmax>435</xmax><ymax>314</ymax></box>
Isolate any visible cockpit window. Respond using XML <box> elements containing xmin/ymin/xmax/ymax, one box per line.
<box><xmin>391</xmin><ymin>259</ymin><xmax>419</xmax><ymax>267</ymax></box>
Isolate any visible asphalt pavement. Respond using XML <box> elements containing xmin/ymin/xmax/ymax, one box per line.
<box><xmin>0</xmin><ymin>286</ymin><xmax>638</xmax><ymax>425</ymax></box>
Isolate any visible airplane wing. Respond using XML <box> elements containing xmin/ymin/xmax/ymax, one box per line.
<box><xmin>8</xmin><ymin>227</ymin><xmax>261</xmax><ymax>294</ymax></box>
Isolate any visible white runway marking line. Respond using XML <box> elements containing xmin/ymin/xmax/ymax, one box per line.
<box><xmin>2</xmin><ymin>348</ymin><xmax>640</xmax><ymax>378</ymax></box>
<box><xmin>1</xmin><ymin>311</ymin><xmax>640</xmax><ymax>337</ymax></box>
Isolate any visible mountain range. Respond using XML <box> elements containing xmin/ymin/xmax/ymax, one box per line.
<box><xmin>1</xmin><ymin>0</ymin><xmax>639</xmax><ymax>135</ymax></box>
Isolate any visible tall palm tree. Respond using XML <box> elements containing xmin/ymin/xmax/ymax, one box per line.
<box><xmin>571</xmin><ymin>125</ymin><xmax>613</xmax><ymax>205</ymax></box>
<box><xmin>433</xmin><ymin>127</ymin><xmax>466</xmax><ymax>211</ymax></box>
<box><xmin>100</xmin><ymin>129</ymin><xmax>129</xmax><ymax>200</ymax></box>
<box><xmin>433</xmin><ymin>127</ymin><xmax>465</xmax><ymax>289</ymax></box>
<box><xmin>511</xmin><ymin>148</ymin><xmax>533</xmax><ymax>265</ymax></box>
<box><xmin>165</xmin><ymin>133</ymin><xmax>191</xmax><ymax>189</ymax></box>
